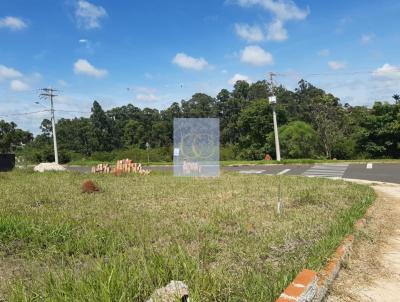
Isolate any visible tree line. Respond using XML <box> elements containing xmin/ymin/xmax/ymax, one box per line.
<box><xmin>1</xmin><ymin>79</ymin><xmax>399</xmax><ymax>162</ymax></box>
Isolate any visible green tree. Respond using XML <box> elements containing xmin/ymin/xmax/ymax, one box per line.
<box><xmin>0</xmin><ymin>120</ymin><xmax>33</xmax><ymax>153</ymax></box>
<box><xmin>123</xmin><ymin>120</ymin><xmax>145</xmax><ymax>147</ymax></box>
<box><xmin>90</xmin><ymin>101</ymin><xmax>118</xmax><ymax>152</ymax></box>
<box><xmin>357</xmin><ymin>101</ymin><xmax>400</xmax><ymax>158</ymax></box>
<box><xmin>232</xmin><ymin>80</ymin><xmax>250</xmax><ymax>100</ymax></box>
<box><xmin>181</xmin><ymin>93</ymin><xmax>217</xmax><ymax>117</ymax></box>
<box><xmin>11</xmin><ymin>77</ymin><xmax>400</xmax><ymax>163</ymax></box>
<box><xmin>274</xmin><ymin>121</ymin><xmax>320</xmax><ymax>158</ymax></box>
<box><xmin>248</xmin><ymin>80</ymin><xmax>269</xmax><ymax>101</ymax></box>
<box><xmin>56</xmin><ymin>118</ymin><xmax>93</xmax><ymax>155</ymax></box>
<box><xmin>393</xmin><ymin>94</ymin><xmax>400</xmax><ymax>105</ymax></box>
<box><xmin>236</xmin><ymin>99</ymin><xmax>286</xmax><ymax>159</ymax></box>
<box><xmin>311</xmin><ymin>102</ymin><xmax>343</xmax><ymax>159</ymax></box>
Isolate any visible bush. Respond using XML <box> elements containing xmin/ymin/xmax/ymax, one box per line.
<box><xmin>115</xmin><ymin>147</ymin><xmax>172</xmax><ymax>163</ymax></box>
<box><xmin>220</xmin><ymin>145</ymin><xmax>237</xmax><ymax>161</ymax></box>
<box><xmin>88</xmin><ymin>147</ymin><xmax>172</xmax><ymax>163</ymax></box>
<box><xmin>90</xmin><ymin>151</ymin><xmax>117</xmax><ymax>162</ymax></box>
<box><xmin>237</xmin><ymin>145</ymin><xmax>266</xmax><ymax>160</ymax></box>
<box><xmin>267</xmin><ymin>121</ymin><xmax>321</xmax><ymax>159</ymax></box>
<box><xmin>17</xmin><ymin>145</ymin><xmax>71</xmax><ymax>164</ymax></box>
<box><xmin>332</xmin><ymin>137</ymin><xmax>357</xmax><ymax>159</ymax></box>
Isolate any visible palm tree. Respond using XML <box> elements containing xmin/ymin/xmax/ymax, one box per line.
<box><xmin>393</xmin><ymin>94</ymin><xmax>400</xmax><ymax>104</ymax></box>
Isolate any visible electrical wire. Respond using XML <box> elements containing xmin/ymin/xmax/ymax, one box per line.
<box><xmin>55</xmin><ymin>109</ymin><xmax>91</xmax><ymax>114</ymax></box>
<box><xmin>0</xmin><ymin>109</ymin><xmax>91</xmax><ymax>118</ymax></box>
<box><xmin>0</xmin><ymin>110</ymin><xmax>50</xmax><ymax>118</ymax></box>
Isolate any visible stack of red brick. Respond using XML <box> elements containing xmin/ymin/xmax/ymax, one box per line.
<box><xmin>91</xmin><ymin>159</ymin><xmax>150</xmax><ymax>175</ymax></box>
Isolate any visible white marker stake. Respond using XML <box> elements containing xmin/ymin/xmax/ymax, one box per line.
<box><xmin>366</xmin><ymin>163</ymin><xmax>373</xmax><ymax>169</ymax></box>
<box><xmin>277</xmin><ymin>169</ymin><xmax>291</xmax><ymax>175</ymax></box>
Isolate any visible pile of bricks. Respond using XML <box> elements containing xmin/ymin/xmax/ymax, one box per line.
<box><xmin>91</xmin><ymin>163</ymin><xmax>113</xmax><ymax>174</ymax></box>
<box><xmin>91</xmin><ymin>159</ymin><xmax>150</xmax><ymax>175</ymax></box>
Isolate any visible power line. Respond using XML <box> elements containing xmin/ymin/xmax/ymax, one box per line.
<box><xmin>55</xmin><ymin>109</ymin><xmax>91</xmax><ymax>114</ymax></box>
<box><xmin>0</xmin><ymin>109</ymin><xmax>91</xmax><ymax>118</ymax></box>
<box><xmin>0</xmin><ymin>109</ymin><xmax>50</xmax><ymax>118</ymax></box>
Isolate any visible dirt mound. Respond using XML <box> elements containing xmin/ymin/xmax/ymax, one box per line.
<box><xmin>82</xmin><ymin>180</ymin><xmax>100</xmax><ymax>193</ymax></box>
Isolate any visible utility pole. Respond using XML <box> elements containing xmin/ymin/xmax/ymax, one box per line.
<box><xmin>268</xmin><ymin>72</ymin><xmax>281</xmax><ymax>162</ymax></box>
<box><xmin>39</xmin><ymin>88</ymin><xmax>59</xmax><ymax>164</ymax></box>
<box><xmin>146</xmin><ymin>142</ymin><xmax>150</xmax><ymax>165</ymax></box>
<box><xmin>269</xmin><ymin>73</ymin><xmax>283</xmax><ymax>215</ymax></box>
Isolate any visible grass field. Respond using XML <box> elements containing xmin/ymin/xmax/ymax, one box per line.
<box><xmin>0</xmin><ymin>170</ymin><xmax>374</xmax><ymax>301</ymax></box>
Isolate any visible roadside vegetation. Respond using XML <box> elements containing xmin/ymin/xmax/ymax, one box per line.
<box><xmin>0</xmin><ymin>171</ymin><xmax>374</xmax><ymax>301</ymax></box>
<box><xmin>1</xmin><ymin>81</ymin><xmax>399</xmax><ymax>164</ymax></box>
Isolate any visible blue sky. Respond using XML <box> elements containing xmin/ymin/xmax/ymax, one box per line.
<box><xmin>1</xmin><ymin>0</ymin><xmax>400</xmax><ymax>133</ymax></box>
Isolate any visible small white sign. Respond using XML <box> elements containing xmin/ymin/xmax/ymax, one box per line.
<box><xmin>173</xmin><ymin>148</ymin><xmax>180</xmax><ymax>156</ymax></box>
<box><xmin>269</xmin><ymin>96</ymin><xmax>277</xmax><ymax>104</ymax></box>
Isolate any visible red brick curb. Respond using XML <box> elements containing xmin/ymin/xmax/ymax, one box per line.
<box><xmin>276</xmin><ymin>216</ymin><xmax>368</xmax><ymax>302</ymax></box>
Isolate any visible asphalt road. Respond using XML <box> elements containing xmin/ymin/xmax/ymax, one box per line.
<box><xmin>65</xmin><ymin>163</ymin><xmax>400</xmax><ymax>184</ymax></box>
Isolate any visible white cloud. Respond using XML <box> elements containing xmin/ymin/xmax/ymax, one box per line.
<box><xmin>236</xmin><ymin>0</ymin><xmax>309</xmax><ymax>21</ymax></box>
<box><xmin>0</xmin><ymin>65</ymin><xmax>22</xmax><ymax>81</ymax></box>
<box><xmin>130</xmin><ymin>87</ymin><xmax>160</xmax><ymax>102</ymax></box>
<box><xmin>361</xmin><ymin>33</ymin><xmax>374</xmax><ymax>45</ymax></box>
<box><xmin>136</xmin><ymin>93</ymin><xmax>159</xmax><ymax>102</ymax></box>
<box><xmin>228</xmin><ymin>73</ymin><xmax>251</xmax><ymax>85</ymax></box>
<box><xmin>235</xmin><ymin>23</ymin><xmax>264</xmax><ymax>42</ymax></box>
<box><xmin>335</xmin><ymin>17</ymin><xmax>351</xmax><ymax>34</ymax></box>
<box><xmin>0</xmin><ymin>16</ymin><xmax>27</xmax><ymax>31</ymax></box>
<box><xmin>240</xmin><ymin>45</ymin><xmax>273</xmax><ymax>66</ymax></box>
<box><xmin>266</xmin><ymin>19</ymin><xmax>287</xmax><ymax>41</ymax></box>
<box><xmin>318</xmin><ymin>49</ymin><xmax>330</xmax><ymax>56</ymax></box>
<box><xmin>79</xmin><ymin>38</ymin><xmax>88</xmax><ymax>43</ymax></box>
<box><xmin>10</xmin><ymin>79</ymin><xmax>29</xmax><ymax>92</ymax></box>
<box><xmin>328</xmin><ymin>61</ymin><xmax>346</xmax><ymax>70</ymax></box>
<box><xmin>373</xmin><ymin>63</ymin><xmax>400</xmax><ymax>80</ymax></box>
<box><xmin>144</xmin><ymin>72</ymin><xmax>153</xmax><ymax>79</ymax></box>
<box><xmin>32</xmin><ymin>72</ymin><xmax>42</xmax><ymax>80</ymax></box>
<box><xmin>58</xmin><ymin>79</ymin><xmax>68</xmax><ymax>86</ymax></box>
<box><xmin>75</xmin><ymin>0</ymin><xmax>107</xmax><ymax>29</ymax></box>
<box><xmin>172</xmin><ymin>53</ymin><xmax>209</xmax><ymax>71</ymax></box>
<box><xmin>73</xmin><ymin>59</ymin><xmax>108</xmax><ymax>78</ymax></box>
<box><xmin>233</xmin><ymin>0</ymin><xmax>308</xmax><ymax>43</ymax></box>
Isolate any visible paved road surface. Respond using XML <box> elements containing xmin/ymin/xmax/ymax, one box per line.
<box><xmin>65</xmin><ymin>163</ymin><xmax>400</xmax><ymax>184</ymax></box>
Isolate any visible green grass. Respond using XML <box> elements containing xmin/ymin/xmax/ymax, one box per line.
<box><xmin>0</xmin><ymin>170</ymin><xmax>374</xmax><ymax>301</ymax></box>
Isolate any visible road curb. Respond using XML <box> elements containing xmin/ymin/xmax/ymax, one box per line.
<box><xmin>276</xmin><ymin>188</ymin><xmax>372</xmax><ymax>302</ymax></box>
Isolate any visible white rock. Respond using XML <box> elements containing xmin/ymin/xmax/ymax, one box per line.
<box><xmin>147</xmin><ymin>281</ymin><xmax>189</xmax><ymax>302</ymax></box>
<box><xmin>34</xmin><ymin>163</ymin><xmax>66</xmax><ymax>173</ymax></box>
